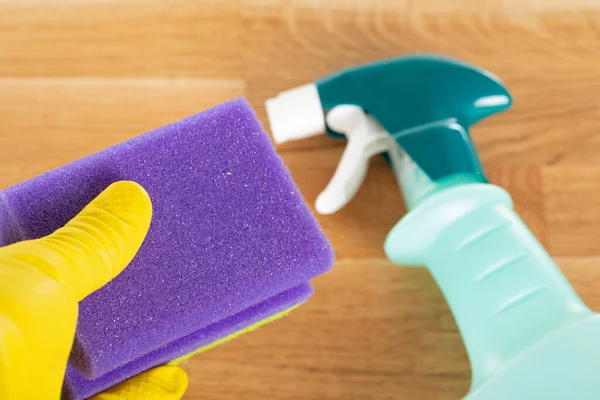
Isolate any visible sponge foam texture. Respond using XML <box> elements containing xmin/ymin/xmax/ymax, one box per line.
<box><xmin>0</xmin><ymin>98</ymin><xmax>334</xmax><ymax>399</ymax></box>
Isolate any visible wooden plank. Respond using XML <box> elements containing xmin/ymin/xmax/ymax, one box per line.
<box><xmin>0</xmin><ymin>78</ymin><xmax>245</xmax><ymax>188</ymax></box>
<box><xmin>543</xmin><ymin>166</ymin><xmax>600</xmax><ymax>256</ymax></box>
<box><xmin>0</xmin><ymin>0</ymin><xmax>243</xmax><ymax>79</ymax></box>
<box><xmin>558</xmin><ymin>257</ymin><xmax>600</xmax><ymax>309</ymax></box>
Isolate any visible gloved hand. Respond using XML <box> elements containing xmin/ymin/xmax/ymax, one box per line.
<box><xmin>0</xmin><ymin>181</ymin><xmax>188</xmax><ymax>400</ymax></box>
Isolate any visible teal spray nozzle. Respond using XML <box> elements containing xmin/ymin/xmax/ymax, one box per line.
<box><xmin>267</xmin><ymin>55</ymin><xmax>511</xmax><ymax>212</ymax></box>
<box><xmin>317</xmin><ymin>54</ymin><xmax>509</xmax><ymax>182</ymax></box>
<box><xmin>266</xmin><ymin>54</ymin><xmax>600</xmax><ymax>399</ymax></box>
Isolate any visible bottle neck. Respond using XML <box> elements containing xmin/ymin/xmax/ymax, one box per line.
<box><xmin>388</xmin><ymin>146</ymin><xmax>483</xmax><ymax>210</ymax></box>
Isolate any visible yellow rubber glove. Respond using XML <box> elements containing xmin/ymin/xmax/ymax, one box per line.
<box><xmin>0</xmin><ymin>181</ymin><xmax>188</xmax><ymax>400</ymax></box>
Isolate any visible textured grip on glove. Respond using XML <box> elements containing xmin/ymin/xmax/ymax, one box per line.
<box><xmin>90</xmin><ymin>366</ymin><xmax>188</xmax><ymax>400</ymax></box>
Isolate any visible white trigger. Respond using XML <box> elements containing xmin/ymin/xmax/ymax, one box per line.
<box><xmin>315</xmin><ymin>105</ymin><xmax>397</xmax><ymax>215</ymax></box>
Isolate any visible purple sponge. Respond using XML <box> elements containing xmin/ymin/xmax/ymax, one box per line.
<box><xmin>0</xmin><ymin>98</ymin><xmax>334</xmax><ymax>399</ymax></box>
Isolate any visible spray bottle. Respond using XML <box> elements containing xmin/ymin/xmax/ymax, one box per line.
<box><xmin>266</xmin><ymin>54</ymin><xmax>600</xmax><ymax>399</ymax></box>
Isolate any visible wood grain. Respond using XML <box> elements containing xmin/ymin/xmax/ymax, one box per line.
<box><xmin>1</xmin><ymin>1</ymin><xmax>600</xmax><ymax>399</ymax></box>
<box><xmin>0</xmin><ymin>78</ymin><xmax>244</xmax><ymax>188</ymax></box>
<box><xmin>0</xmin><ymin>0</ymin><xmax>243</xmax><ymax>79</ymax></box>
<box><xmin>543</xmin><ymin>166</ymin><xmax>600</xmax><ymax>257</ymax></box>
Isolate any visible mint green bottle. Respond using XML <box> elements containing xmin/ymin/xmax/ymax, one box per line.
<box><xmin>369</xmin><ymin>56</ymin><xmax>600</xmax><ymax>399</ymax></box>
<box><xmin>386</xmin><ymin>176</ymin><xmax>600</xmax><ymax>399</ymax></box>
<box><xmin>267</xmin><ymin>54</ymin><xmax>600</xmax><ymax>399</ymax></box>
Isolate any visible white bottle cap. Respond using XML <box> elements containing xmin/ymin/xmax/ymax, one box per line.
<box><xmin>265</xmin><ymin>83</ymin><xmax>326</xmax><ymax>144</ymax></box>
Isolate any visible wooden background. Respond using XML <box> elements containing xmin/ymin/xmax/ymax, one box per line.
<box><xmin>2</xmin><ymin>1</ymin><xmax>600</xmax><ymax>399</ymax></box>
